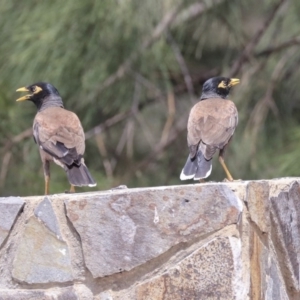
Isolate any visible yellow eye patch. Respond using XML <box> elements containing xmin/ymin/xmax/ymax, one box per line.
<box><xmin>218</xmin><ymin>81</ymin><xmax>227</xmax><ymax>89</ymax></box>
<box><xmin>33</xmin><ymin>86</ymin><xmax>43</xmax><ymax>94</ymax></box>
<box><xmin>218</xmin><ymin>78</ymin><xmax>240</xmax><ymax>89</ymax></box>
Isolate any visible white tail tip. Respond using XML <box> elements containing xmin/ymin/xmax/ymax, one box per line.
<box><xmin>180</xmin><ymin>170</ymin><xmax>195</xmax><ymax>180</ymax></box>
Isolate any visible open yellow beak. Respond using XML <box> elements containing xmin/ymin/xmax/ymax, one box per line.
<box><xmin>229</xmin><ymin>78</ymin><xmax>240</xmax><ymax>87</ymax></box>
<box><xmin>16</xmin><ymin>87</ymin><xmax>30</xmax><ymax>102</ymax></box>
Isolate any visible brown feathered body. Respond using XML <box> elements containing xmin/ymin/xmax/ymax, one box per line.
<box><xmin>187</xmin><ymin>98</ymin><xmax>238</xmax><ymax>160</ymax></box>
<box><xmin>34</xmin><ymin>107</ymin><xmax>95</xmax><ymax>187</ymax></box>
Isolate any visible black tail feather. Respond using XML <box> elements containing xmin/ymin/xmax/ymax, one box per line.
<box><xmin>180</xmin><ymin>150</ymin><xmax>212</xmax><ymax>180</ymax></box>
<box><xmin>66</xmin><ymin>163</ymin><xmax>96</xmax><ymax>187</ymax></box>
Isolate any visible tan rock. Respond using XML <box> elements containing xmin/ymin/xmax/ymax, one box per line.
<box><xmin>135</xmin><ymin>236</ymin><xmax>242</xmax><ymax>300</ymax></box>
<box><xmin>246</xmin><ymin>181</ymin><xmax>270</xmax><ymax>233</ymax></box>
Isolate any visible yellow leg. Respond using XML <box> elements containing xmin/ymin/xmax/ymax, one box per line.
<box><xmin>218</xmin><ymin>156</ymin><xmax>234</xmax><ymax>181</ymax></box>
<box><xmin>43</xmin><ymin>160</ymin><xmax>50</xmax><ymax>195</ymax></box>
<box><xmin>45</xmin><ymin>175</ymin><xmax>50</xmax><ymax>195</ymax></box>
<box><xmin>199</xmin><ymin>179</ymin><xmax>206</xmax><ymax>183</ymax></box>
<box><xmin>69</xmin><ymin>185</ymin><xmax>76</xmax><ymax>193</ymax></box>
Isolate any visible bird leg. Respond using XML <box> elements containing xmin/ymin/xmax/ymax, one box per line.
<box><xmin>219</xmin><ymin>148</ymin><xmax>234</xmax><ymax>181</ymax></box>
<box><xmin>69</xmin><ymin>185</ymin><xmax>76</xmax><ymax>193</ymax></box>
<box><xmin>45</xmin><ymin>176</ymin><xmax>50</xmax><ymax>195</ymax></box>
<box><xmin>43</xmin><ymin>160</ymin><xmax>50</xmax><ymax>195</ymax></box>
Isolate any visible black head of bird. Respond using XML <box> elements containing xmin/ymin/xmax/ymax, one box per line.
<box><xmin>201</xmin><ymin>77</ymin><xmax>240</xmax><ymax>100</ymax></box>
<box><xmin>16</xmin><ymin>82</ymin><xmax>96</xmax><ymax>195</ymax></box>
<box><xmin>16</xmin><ymin>82</ymin><xmax>63</xmax><ymax>111</ymax></box>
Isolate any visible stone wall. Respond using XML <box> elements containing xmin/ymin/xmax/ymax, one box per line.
<box><xmin>0</xmin><ymin>178</ymin><xmax>299</xmax><ymax>299</ymax></box>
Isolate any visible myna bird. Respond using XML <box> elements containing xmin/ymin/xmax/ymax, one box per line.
<box><xmin>16</xmin><ymin>82</ymin><xmax>96</xmax><ymax>194</ymax></box>
<box><xmin>180</xmin><ymin>77</ymin><xmax>240</xmax><ymax>181</ymax></box>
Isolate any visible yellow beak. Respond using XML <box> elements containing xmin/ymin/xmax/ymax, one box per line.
<box><xmin>16</xmin><ymin>87</ymin><xmax>30</xmax><ymax>102</ymax></box>
<box><xmin>229</xmin><ymin>78</ymin><xmax>240</xmax><ymax>87</ymax></box>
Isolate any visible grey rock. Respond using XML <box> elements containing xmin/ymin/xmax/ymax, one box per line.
<box><xmin>12</xmin><ymin>216</ymin><xmax>73</xmax><ymax>284</ymax></box>
<box><xmin>270</xmin><ymin>181</ymin><xmax>300</xmax><ymax>292</ymax></box>
<box><xmin>34</xmin><ymin>196</ymin><xmax>62</xmax><ymax>239</ymax></box>
<box><xmin>249</xmin><ymin>228</ymin><xmax>289</xmax><ymax>300</ymax></box>
<box><xmin>65</xmin><ymin>183</ymin><xmax>242</xmax><ymax>278</ymax></box>
<box><xmin>0</xmin><ymin>197</ymin><xmax>24</xmax><ymax>247</ymax></box>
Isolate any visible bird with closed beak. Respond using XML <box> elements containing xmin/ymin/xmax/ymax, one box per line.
<box><xmin>180</xmin><ymin>76</ymin><xmax>240</xmax><ymax>182</ymax></box>
<box><xmin>16</xmin><ymin>82</ymin><xmax>96</xmax><ymax>195</ymax></box>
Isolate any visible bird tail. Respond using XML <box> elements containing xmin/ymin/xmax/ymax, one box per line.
<box><xmin>66</xmin><ymin>163</ymin><xmax>97</xmax><ymax>187</ymax></box>
<box><xmin>180</xmin><ymin>150</ymin><xmax>212</xmax><ymax>180</ymax></box>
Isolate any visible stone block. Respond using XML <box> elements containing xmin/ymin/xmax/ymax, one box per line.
<box><xmin>34</xmin><ymin>196</ymin><xmax>62</xmax><ymax>239</ymax></box>
<box><xmin>65</xmin><ymin>184</ymin><xmax>242</xmax><ymax>278</ymax></box>
<box><xmin>0</xmin><ymin>287</ymin><xmax>78</xmax><ymax>299</ymax></box>
<box><xmin>246</xmin><ymin>181</ymin><xmax>270</xmax><ymax>233</ymax></box>
<box><xmin>270</xmin><ymin>181</ymin><xmax>300</xmax><ymax>292</ymax></box>
<box><xmin>135</xmin><ymin>236</ymin><xmax>243</xmax><ymax>300</ymax></box>
<box><xmin>12</xmin><ymin>216</ymin><xmax>73</xmax><ymax>284</ymax></box>
<box><xmin>0</xmin><ymin>197</ymin><xmax>24</xmax><ymax>248</ymax></box>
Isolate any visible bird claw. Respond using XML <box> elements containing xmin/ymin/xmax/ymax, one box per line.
<box><xmin>223</xmin><ymin>178</ymin><xmax>233</xmax><ymax>182</ymax></box>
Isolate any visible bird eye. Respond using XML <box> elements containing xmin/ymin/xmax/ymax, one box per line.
<box><xmin>31</xmin><ymin>86</ymin><xmax>36</xmax><ymax>92</ymax></box>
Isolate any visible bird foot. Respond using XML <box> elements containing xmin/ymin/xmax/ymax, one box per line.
<box><xmin>222</xmin><ymin>178</ymin><xmax>233</xmax><ymax>182</ymax></box>
<box><xmin>65</xmin><ymin>190</ymin><xmax>75</xmax><ymax>194</ymax></box>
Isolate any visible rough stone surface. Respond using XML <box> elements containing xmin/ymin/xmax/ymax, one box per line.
<box><xmin>0</xmin><ymin>179</ymin><xmax>300</xmax><ymax>299</ymax></box>
<box><xmin>270</xmin><ymin>181</ymin><xmax>300</xmax><ymax>293</ymax></box>
<box><xmin>249</xmin><ymin>227</ymin><xmax>289</xmax><ymax>300</ymax></box>
<box><xmin>134</xmin><ymin>236</ymin><xmax>242</xmax><ymax>300</ymax></box>
<box><xmin>0</xmin><ymin>197</ymin><xmax>24</xmax><ymax>248</ymax></box>
<box><xmin>65</xmin><ymin>184</ymin><xmax>242</xmax><ymax>277</ymax></box>
<box><xmin>246</xmin><ymin>181</ymin><xmax>270</xmax><ymax>232</ymax></box>
<box><xmin>34</xmin><ymin>196</ymin><xmax>62</xmax><ymax>239</ymax></box>
<box><xmin>0</xmin><ymin>287</ymin><xmax>78</xmax><ymax>299</ymax></box>
<box><xmin>12</xmin><ymin>216</ymin><xmax>73</xmax><ymax>284</ymax></box>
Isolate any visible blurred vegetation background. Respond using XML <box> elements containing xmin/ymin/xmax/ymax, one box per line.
<box><xmin>0</xmin><ymin>0</ymin><xmax>300</xmax><ymax>196</ymax></box>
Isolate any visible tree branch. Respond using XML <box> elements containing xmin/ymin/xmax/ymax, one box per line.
<box><xmin>255</xmin><ymin>35</ymin><xmax>300</xmax><ymax>57</ymax></box>
<box><xmin>95</xmin><ymin>3</ymin><xmax>182</xmax><ymax>94</ymax></box>
<box><xmin>229</xmin><ymin>0</ymin><xmax>287</xmax><ymax>77</ymax></box>
<box><xmin>96</xmin><ymin>0</ymin><xmax>226</xmax><ymax>94</ymax></box>
<box><xmin>85</xmin><ymin>111</ymin><xmax>131</xmax><ymax>140</ymax></box>
<box><xmin>85</xmin><ymin>68</ymin><xmax>219</xmax><ymax>140</ymax></box>
<box><xmin>166</xmin><ymin>31</ymin><xmax>195</xmax><ymax>103</ymax></box>
<box><xmin>119</xmin><ymin>115</ymin><xmax>187</xmax><ymax>183</ymax></box>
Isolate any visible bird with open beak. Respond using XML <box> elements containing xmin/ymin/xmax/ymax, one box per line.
<box><xmin>180</xmin><ymin>76</ymin><xmax>240</xmax><ymax>182</ymax></box>
<box><xmin>16</xmin><ymin>82</ymin><xmax>96</xmax><ymax>194</ymax></box>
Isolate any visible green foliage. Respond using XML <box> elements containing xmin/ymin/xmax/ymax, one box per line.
<box><xmin>0</xmin><ymin>0</ymin><xmax>300</xmax><ymax>196</ymax></box>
